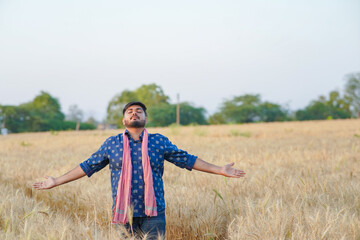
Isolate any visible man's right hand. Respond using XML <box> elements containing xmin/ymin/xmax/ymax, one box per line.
<box><xmin>33</xmin><ymin>176</ymin><xmax>57</xmax><ymax>190</ymax></box>
<box><xmin>32</xmin><ymin>165</ymin><xmax>86</xmax><ymax>190</ymax></box>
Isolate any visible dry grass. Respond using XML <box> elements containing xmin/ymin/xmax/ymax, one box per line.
<box><xmin>0</xmin><ymin>119</ymin><xmax>359</xmax><ymax>239</ymax></box>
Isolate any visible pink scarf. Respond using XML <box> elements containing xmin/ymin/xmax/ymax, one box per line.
<box><xmin>112</xmin><ymin>128</ymin><xmax>157</xmax><ymax>224</ymax></box>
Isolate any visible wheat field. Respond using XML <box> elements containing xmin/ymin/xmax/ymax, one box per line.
<box><xmin>0</xmin><ymin>119</ymin><xmax>359</xmax><ymax>240</ymax></box>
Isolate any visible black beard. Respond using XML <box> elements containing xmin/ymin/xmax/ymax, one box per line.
<box><xmin>125</xmin><ymin>119</ymin><xmax>146</xmax><ymax>128</ymax></box>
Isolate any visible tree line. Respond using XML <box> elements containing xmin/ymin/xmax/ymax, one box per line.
<box><xmin>106</xmin><ymin>73</ymin><xmax>359</xmax><ymax>126</ymax></box>
<box><xmin>0</xmin><ymin>92</ymin><xmax>96</xmax><ymax>133</ymax></box>
<box><xmin>1</xmin><ymin>73</ymin><xmax>359</xmax><ymax>133</ymax></box>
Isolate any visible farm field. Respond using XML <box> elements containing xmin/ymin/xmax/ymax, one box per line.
<box><xmin>0</xmin><ymin>119</ymin><xmax>359</xmax><ymax>240</ymax></box>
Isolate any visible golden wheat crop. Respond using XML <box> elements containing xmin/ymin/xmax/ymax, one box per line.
<box><xmin>0</xmin><ymin>119</ymin><xmax>359</xmax><ymax>240</ymax></box>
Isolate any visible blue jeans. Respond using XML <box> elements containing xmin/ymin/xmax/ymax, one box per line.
<box><xmin>124</xmin><ymin>211</ymin><xmax>166</xmax><ymax>240</ymax></box>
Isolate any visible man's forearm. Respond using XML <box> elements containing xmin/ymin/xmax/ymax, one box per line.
<box><xmin>193</xmin><ymin>158</ymin><xmax>223</xmax><ymax>175</ymax></box>
<box><xmin>192</xmin><ymin>158</ymin><xmax>246</xmax><ymax>178</ymax></box>
<box><xmin>55</xmin><ymin>165</ymin><xmax>86</xmax><ymax>186</ymax></box>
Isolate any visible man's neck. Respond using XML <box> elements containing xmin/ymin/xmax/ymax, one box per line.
<box><xmin>126</xmin><ymin>127</ymin><xmax>145</xmax><ymax>141</ymax></box>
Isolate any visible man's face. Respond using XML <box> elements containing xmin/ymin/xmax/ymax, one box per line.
<box><xmin>122</xmin><ymin>105</ymin><xmax>147</xmax><ymax>128</ymax></box>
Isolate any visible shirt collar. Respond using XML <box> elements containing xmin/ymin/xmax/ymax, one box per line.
<box><xmin>124</xmin><ymin>129</ymin><xmax>144</xmax><ymax>141</ymax></box>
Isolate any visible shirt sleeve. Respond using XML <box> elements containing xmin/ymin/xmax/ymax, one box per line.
<box><xmin>163</xmin><ymin>137</ymin><xmax>197</xmax><ymax>171</ymax></box>
<box><xmin>80</xmin><ymin>139</ymin><xmax>110</xmax><ymax>177</ymax></box>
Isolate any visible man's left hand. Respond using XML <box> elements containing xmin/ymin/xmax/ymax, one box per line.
<box><xmin>220</xmin><ymin>162</ymin><xmax>246</xmax><ymax>178</ymax></box>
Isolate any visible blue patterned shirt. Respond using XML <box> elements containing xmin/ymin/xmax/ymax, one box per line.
<box><xmin>80</xmin><ymin>130</ymin><xmax>198</xmax><ymax>217</ymax></box>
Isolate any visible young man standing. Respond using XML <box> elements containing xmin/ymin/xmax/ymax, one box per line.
<box><xmin>33</xmin><ymin>101</ymin><xmax>246</xmax><ymax>239</ymax></box>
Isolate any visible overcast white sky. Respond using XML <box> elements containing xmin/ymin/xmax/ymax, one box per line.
<box><xmin>1</xmin><ymin>0</ymin><xmax>359</xmax><ymax>121</ymax></box>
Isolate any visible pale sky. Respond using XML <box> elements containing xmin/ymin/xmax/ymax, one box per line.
<box><xmin>1</xmin><ymin>0</ymin><xmax>359</xmax><ymax>121</ymax></box>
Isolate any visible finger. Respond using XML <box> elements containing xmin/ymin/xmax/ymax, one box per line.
<box><xmin>37</xmin><ymin>183</ymin><xmax>46</xmax><ymax>189</ymax></box>
<box><xmin>235</xmin><ymin>170</ymin><xmax>245</xmax><ymax>176</ymax></box>
<box><xmin>33</xmin><ymin>182</ymin><xmax>45</xmax><ymax>189</ymax></box>
<box><xmin>44</xmin><ymin>176</ymin><xmax>49</xmax><ymax>179</ymax></box>
<box><xmin>33</xmin><ymin>182</ymin><xmax>41</xmax><ymax>187</ymax></box>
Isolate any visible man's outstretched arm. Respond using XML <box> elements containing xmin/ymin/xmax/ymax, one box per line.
<box><xmin>33</xmin><ymin>165</ymin><xmax>86</xmax><ymax>190</ymax></box>
<box><xmin>193</xmin><ymin>158</ymin><xmax>246</xmax><ymax>178</ymax></box>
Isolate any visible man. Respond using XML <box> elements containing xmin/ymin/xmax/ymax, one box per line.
<box><xmin>33</xmin><ymin>101</ymin><xmax>246</xmax><ymax>239</ymax></box>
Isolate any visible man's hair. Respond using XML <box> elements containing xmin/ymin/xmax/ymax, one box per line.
<box><xmin>122</xmin><ymin>101</ymin><xmax>147</xmax><ymax>116</ymax></box>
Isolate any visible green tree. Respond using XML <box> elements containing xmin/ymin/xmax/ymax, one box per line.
<box><xmin>107</xmin><ymin>84</ymin><xmax>169</xmax><ymax>127</ymax></box>
<box><xmin>259</xmin><ymin>102</ymin><xmax>288</xmax><ymax>122</ymax></box>
<box><xmin>107</xmin><ymin>90</ymin><xmax>138</xmax><ymax>126</ymax></box>
<box><xmin>134</xmin><ymin>84</ymin><xmax>169</xmax><ymax>106</ymax></box>
<box><xmin>0</xmin><ymin>105</ymin><xmax>32</xmax><ymax>133</ymax></box>
<box><xmin>147</xmin><ymin>103</ymin><xmax>176</xmax><ymax>127</ymax></box>
<box><xmin>327</xmin><ymin>90</ymin><xmax>352</xmax><ymax>119</ymax></box>
<box><xmin>219</xmin><ymin>94</ymin><xmax>261</xmax><ymax>123</ymax></box>
<box><xmin>23</xmin><ymin>91</ymin><xmax>65</xmax><ymax>131</ymax></box>
<box><xmin>344</xmin><ymin>73</ymin><xmax>360</xmax><ymax>117</ymax></box>
<box><xmin>146</xmin><ymin>102</ymin><xmax>207</xmax><ymax>127</ymax></box>
<box><xmin>208</xmin><ymin>113</ymin><xmax>226</xmax><ymax>125</ymax></box>
<box><xmin>178</xmin><ymin>102</ymin><xmax>207</xmax><ymax>125</ymax></box>
<box><xmin>1</xmin><ymin>91</ymin><xmax>66</xmax><ymax>133</ymax></box>
<box><xmin>295</xmin><ymin>91</ymin><xmax>351</xmax><ymax>120</ymax></box>
<box><xmin>295</xmin><ymin>98</ymin><xmax>328</xmax><ymax>120</ymax></box>
<box><xmin>212</xmin><ymin>94</ymin><xmax>288</xmax><ymax>124</ymax></box>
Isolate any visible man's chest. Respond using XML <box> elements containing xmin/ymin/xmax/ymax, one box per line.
<box><xmin>107</xmin><ymin>140</ymin><xmax>165</xmax><ymax>171</ymax></box>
